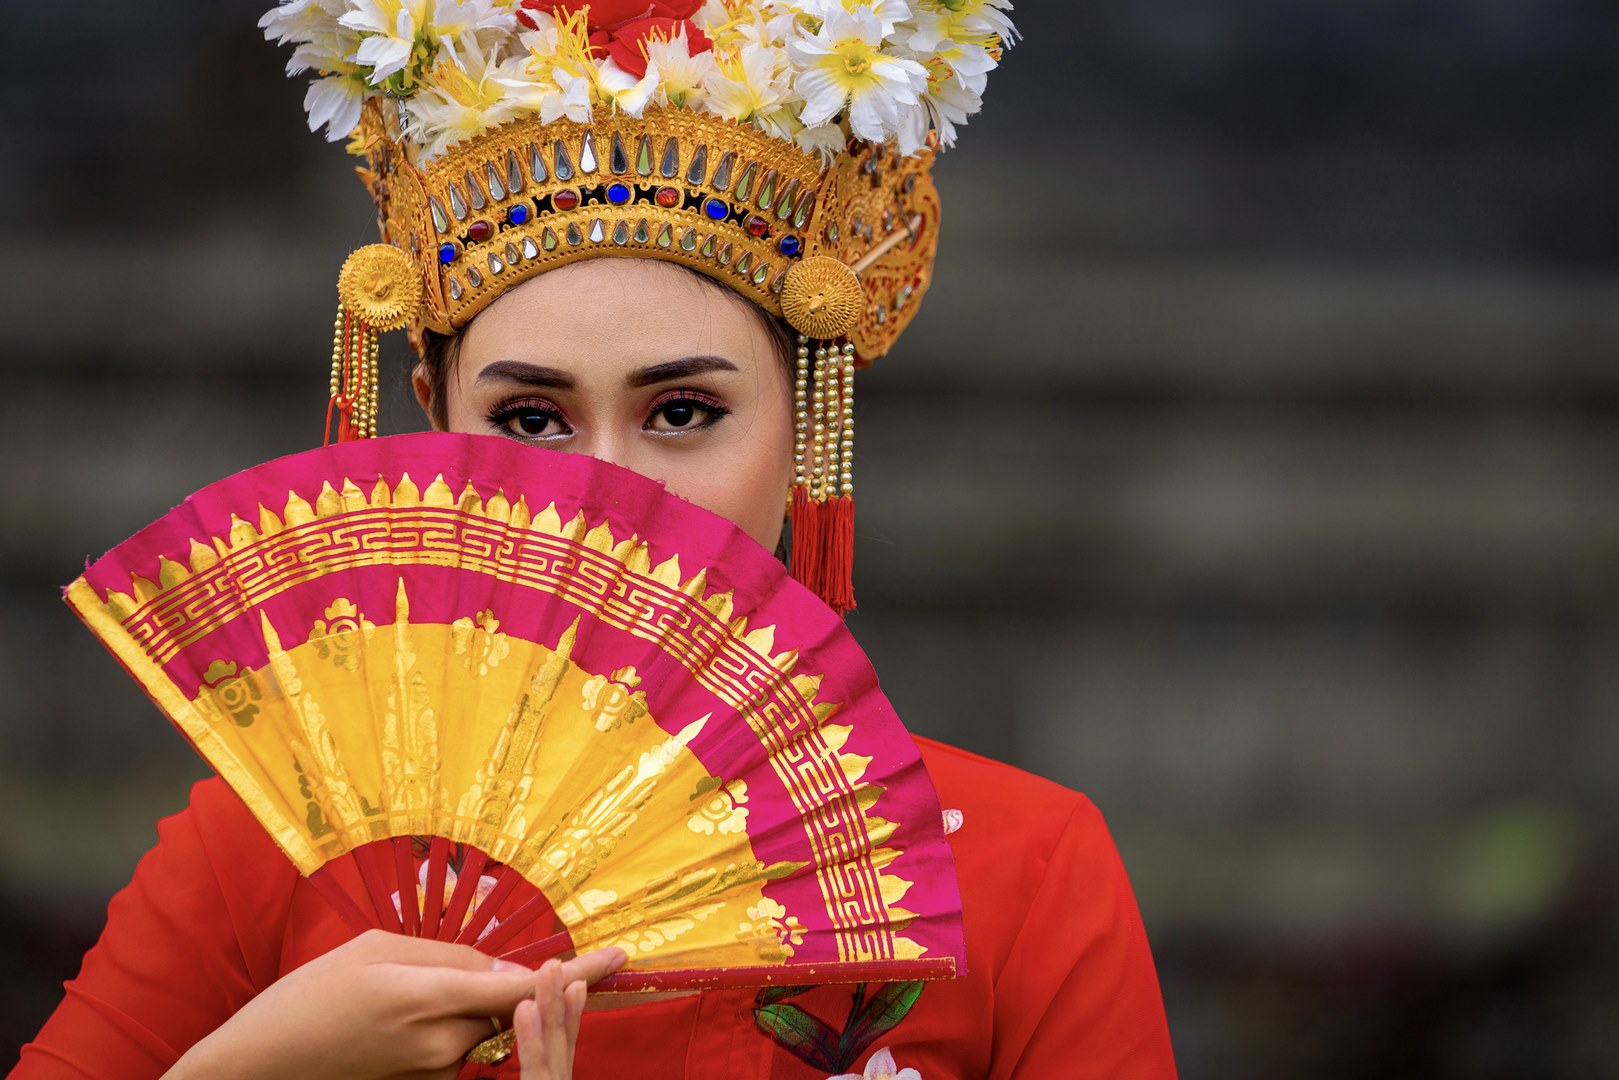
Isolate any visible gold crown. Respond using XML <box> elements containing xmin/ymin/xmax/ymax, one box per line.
<box><xmin>352</xmin><ymin>101</ymin><xmax>940</xmax><ymax>362</ymax></box>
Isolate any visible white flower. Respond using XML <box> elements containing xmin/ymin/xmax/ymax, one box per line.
<box><xmin>827</xmin><ymin>1046</ymin><xmax>923</xmax><ymax>1080</ymax></box>
<box><xmin>342</xmin><ymin>0</ymin><xmax>427</xmax><ymax>83</ymax></box>
<box><xmin>287</xmin><ymin>28</ymin><xmax>361</xmax><ymax>76</ymax></box>
<box><xmin>714</xmin><ymin>3</ymin><xmax>799</xmax><ymax>49</ymax></box>
<box><xmin>542</xmin><ymin>68</ymin><xmax>596</xmax><ymax>123</ymax></box>
<box><xmin>516</xmin><ymin>15</ymin><xmax>560</xmax><ymax>53</ymax></box>
<box><xmin>341</xmin><ymin>0</ymin><xmax>514</xmax><ymax>88</ymax></box>
<box><xmin>904</xmin><ymin>0</ymin><xmax>1017</xmax><ymax>48</ymax></box>
<box><xmin>304</xmin><ymin>70</ymin><xmax>370</xmax><ymax>141</ymax></box>
<box><xmin>691</xmin><ymin>0</ymin><xmax>733</xmax><ymax>37</ymax></box>
<box><xmin>703</xmin><ymin>40</ymin><xmax>795</xmax><ymax>125</ymax></box>
<box><xmin>274</xmin><ymin>15</ymin><xmax>370</xmax><ymax>142</ymax></box>
<box><xmin>789</xmin><ymin>8</ymin><xmax>926</xmax><ymax>144</ymax></box>
<box><xmin>646</xmin><ymin>26</ymin><xmax>718</xmax><ymax>109</ymax></box>
<box><xmin>407</xmin><ymin>43</ymin><xmax>542</xmax><ymax>159</ymax></box>
<box><xmin>904</xmin><ymin>11</ymin><xmax>998</xmax><ymax>95</ymax></box>
<box><xmin>597</xmin><ymin>58</ymin><xmax>661</xmax><ymax>118</ymax></box>
<box><xmin>514</xmin><ymin>7</ymin><xmax>600</xmax><ymax>123</ymax></box>
<box><xmin>259</xmin><ymin>0</ymin><xmax>347</xmax><ymax>45</ymax></box>
<box><xmin>795</xmin><ymin>120</ymin><xmax>848</xmax><ymax>158</ymax></box>
<box><xmin>797</xmin><ymin>0</ymin><xmax>915</xmax><ymax>38</ymax></box>
<box><xmin>899</xmin><ymin>54</ymin><xmax>981</xmax><ymax>150</ymax></box>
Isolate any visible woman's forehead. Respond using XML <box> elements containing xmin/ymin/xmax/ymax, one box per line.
<box><xmin>459</xmin><ymin>260</ymin><xmax>775</xmax><ymax>377</ymax></box>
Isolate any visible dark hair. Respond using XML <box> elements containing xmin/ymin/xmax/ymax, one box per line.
<box><xmin>413</xmin><ymin>264</ymin><xmax>795</xmax><ymax>425</ymax></box>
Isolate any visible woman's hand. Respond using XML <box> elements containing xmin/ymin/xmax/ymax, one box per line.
<box><xmin>163</xmin><ymin>929</ymin><xmax>625</xmax><ymax>1080</ymax></box>
<box><xmin>514</xmin><ymin>958</ymin><xmax>588</xmax><ymax>1080</ymax></box>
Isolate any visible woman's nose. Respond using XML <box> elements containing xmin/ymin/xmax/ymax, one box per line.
<box><xmin>574</xmin><ymin>432</ymin><xmax>633</xmax><ymax>473</ymax></box>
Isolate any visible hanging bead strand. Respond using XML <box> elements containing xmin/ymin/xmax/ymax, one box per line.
<box><xmin>789</xmin><ymin>335</ymin><xmax>826</xmax><ymax>595</ymax></box>
<box><xmin>820</xmin><ymin>340</ymin><xmax>856</xmax><ymax>614</ymax></box>
<box><xmin>793</xmin><ymin>335</ymin><xmax>810</xmax><ymax>492</ymax></box>
<box><xmin>839</xmin><ymin>342</ymin><xmax>855</xmax><ymax>498</ymax></box>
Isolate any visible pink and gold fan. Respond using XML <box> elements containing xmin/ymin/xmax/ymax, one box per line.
<box><xmin>65</xmin><ymin>433</ymin><xmax>962</xmax><ymax>992</ymax></box>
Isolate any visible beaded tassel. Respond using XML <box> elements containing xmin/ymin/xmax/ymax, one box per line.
<box><xmin>325</xmin><ymin>307</ymin><xmax>380</xmax><ymax>444</ymax></box>
<box><xmin>789</xmin><ymin>335</ymin><xmax>857</xmax><ymax>615</ymax></box>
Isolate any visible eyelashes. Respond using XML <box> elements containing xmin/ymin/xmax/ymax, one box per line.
<box><xmin>484</xmin><ymin>391</ymin><xmax>731</xmax><ymax>441</ymax></box>
<box><xmin>487</xmin><ymin>396</ymin><xmax>567</xmax><ymax>440</ymax></box>
<box><xmin>645</xmin><ymin>391</ymin><xmax>729</xmax><ymax>434</ymax></box>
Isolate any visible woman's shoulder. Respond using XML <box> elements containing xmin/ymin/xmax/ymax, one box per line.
<box><xmin>149</xmin><ymin>775</ymin><xmax>305</xmax><ymax>933</ymax></box>
<box><xmin>911</xmin><ymin>734</ymin><xmax>1130</xmax><ymax>916</ymax></box>
<box><xmin>174</xmin><ymin>774</ymin><xmax>291</xmax><ymax>856</ymax></box>
<box><xmin>912</xmin><ymin>734</ymin><xmax>1100</xmax><ymax>838</ymax></box>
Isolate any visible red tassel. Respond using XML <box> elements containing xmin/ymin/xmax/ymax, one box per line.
<box><xmin>824</xmin><ymin>494</ymin><xmax>856</xmax><ymax>615</ymax></box>
<box><xmin>789</xmin><ymin>487</ymin><xmax>856</xmax><ymax>616</ymax></box>
<box><xmin>789</xmin><ymin>485</ymin><xmax>823</xmax><ymax>598</ymax></box>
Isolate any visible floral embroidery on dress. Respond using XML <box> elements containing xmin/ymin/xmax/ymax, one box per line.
<box><xmin>753</xmin><ymin>982</ymin><xmax>925</xmax><ymax>1072</ymax></box>
<box><xmin>828</xmin><ymin>1046</ymin><xmax>923</xmax><ymax>1080</ymax></box>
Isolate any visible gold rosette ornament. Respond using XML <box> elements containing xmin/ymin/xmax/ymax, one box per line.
<box><xmin>781</xmin><ymin>257</ymin><xmax>864</xmax><ymax>341</ymax></box>
<box><xmin>328</xmin><ymin>244</ymin><xmax>423</xmax><ymax>443</ymax></box>
<box><xmin>338</xmin><ymin>244</ymin><xmax>423</xmax><ymax>332</ymax></box>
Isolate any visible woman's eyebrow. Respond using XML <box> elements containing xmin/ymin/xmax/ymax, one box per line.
<box><xmin>474</xmin><ymin>360</ymin><xmax>574</xmax><ymax>388</ymax></box>
<box><xmin>627</xmin><ymin>355</ymin><xmax>739</xmax><ymax>387</ymax></box>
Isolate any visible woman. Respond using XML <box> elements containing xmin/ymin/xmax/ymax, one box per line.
<box><xmin>15</xmin><ymin>1</ymin><xmax>1177</xmax><ymax>1077</ymax></box>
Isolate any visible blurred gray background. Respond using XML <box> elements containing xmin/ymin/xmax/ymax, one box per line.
<box><xmin>5</xmin><ymin>2</ymin><xmax>1619</xmax><ymax>1075</ymax></box>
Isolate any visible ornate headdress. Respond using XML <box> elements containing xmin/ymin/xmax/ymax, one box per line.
<box><xmin>264</xmin><ymin>0</ymin><xmax>1015</xmax><ymax>613</ymax></box>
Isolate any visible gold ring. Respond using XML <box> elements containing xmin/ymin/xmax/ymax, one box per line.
<box><xmin>466</xmin><ymin>1017</ymin><xmax>516</xmax><ymax>1065</ymax></box>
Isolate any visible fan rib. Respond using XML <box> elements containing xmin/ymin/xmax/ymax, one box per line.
<box><xmin>469</xmin><ymin>889</ymin><xmax>558</xmax><ymax>954</ymax></box>
<box><xmin>454</xmin><ymin>866</ymin><xmax>523</xmax><ymax>946</ymax></box>
<box><xmin>496</xmin><ymin>928</ymin><xmax>574</xmax><ymax>968</ymax></box>
<box><xmin>420</xmin><ymin>836</ymin><xmax>452</xmax><ymax>937</ymax></box>
<box><xmin>392</xmin><ymin>837</ymin><xmax>421</xmax><ymax>934</ymax></box>
<box><xmin>353</xmin><ymin>844</ymin><xmax>403</xmax><ymax>932</ymax></box>
<box><xmin>436</xmin><ymin>847</ymin><xmax>490</xmax><ymax>940</ymax></box>
<box><xmin>308</xmin><ymin>868</ymin><xmax>371</xmax><ymax>934</ymax></box>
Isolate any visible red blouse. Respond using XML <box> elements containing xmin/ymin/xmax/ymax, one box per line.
<box><xmin>14</xmin><ymin>737</ymin><xmax>1176</xmax><ymax>1079</ymax></box>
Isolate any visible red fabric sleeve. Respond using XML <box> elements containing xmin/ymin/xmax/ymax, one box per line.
<box><xmin>987</xmin><ymin>797</ymin><xmax>1176</xmax><ymax>1079</ymax></box>
<box><xmin>11</xmin><ymin>779</ymin><xmax>298</xmax><ymax>1080</ymax></box>
<box><xmin>906</xmin><ymin>737</ymin><xmax>1176</xmax><ymax>1080</ymax></box>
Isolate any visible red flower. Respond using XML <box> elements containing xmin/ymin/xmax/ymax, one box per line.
<box><xmin>591</xmin><ymin>15</ymin><xmax>713</xmax><ymax>78</ymax></box>
<box><xmin>517</xmin><ymin>0</ymin><xmax>703</xmax><ymax>33</ymax></box>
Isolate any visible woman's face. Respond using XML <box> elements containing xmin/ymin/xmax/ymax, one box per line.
<box><xmin>417</xmin><ymin>259</ymin><xmax>795</xmax><ymax>550</ymax></box>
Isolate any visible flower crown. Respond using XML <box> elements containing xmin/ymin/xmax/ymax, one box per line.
<box><xmin>263</xmin><ymin>0</ymin><xmax>1014</xmax><ymax>615</ymax></box>
<box><xmin>263</xmin><ymin>0</ymin><xmax>1014</xmax><ymax>162</ymax></box>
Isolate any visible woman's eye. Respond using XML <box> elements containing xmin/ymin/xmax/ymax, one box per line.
<box><xmin>646</xmin><ymin>396</ymin><xmax>726</xmax><ymax>433</ymax></box>
<box><xmin>492</xmin><ymin>403</ymin><xmax>568</xmax><ymax>439</ymax></box>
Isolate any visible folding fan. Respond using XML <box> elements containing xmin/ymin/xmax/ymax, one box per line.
<box><xmin>65</xmin><ymin>433</ymin><xmax>963</xmax><ymax>993</ymax></box>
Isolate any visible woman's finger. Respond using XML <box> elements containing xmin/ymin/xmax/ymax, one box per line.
<box><xmin>541</xmin><ymin>960</ymin><xmax>571</xmax><ymax>1078</ymax></box>
<box><xmin>352</xmin><ymin>927</ymin><xmax>520</xmax><ymax>971</ymax></box>
<box><xmin>406</xmin><ymin>964</ymin><xmax>541</xmax><ymax>1018</ymax></box>
<box><xmin>557</xmin><ymin>946</ymin><xmax>627</xmax><ymax>988</ymax></box>
<box><xmin>515</xmin><ymin>961</ymin><xmax>576</xmax><ymax>1080</ymax></box>
<box><xmin>514</xmin><ymin>998</ymin><xmax>549</xmax><ymax>1080</ymax></box>
<box><xmin>562</xmin><ymin>980</ymin><xmax>586</xmax><ymax>1074</ymax></box>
